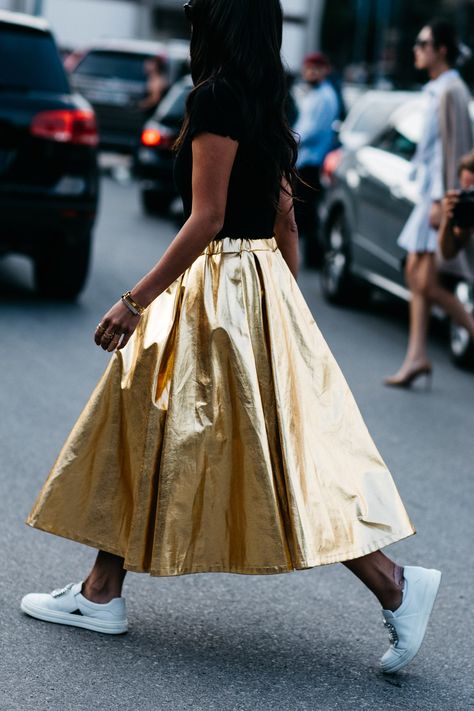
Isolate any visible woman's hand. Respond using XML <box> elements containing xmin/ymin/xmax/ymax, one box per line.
<box><xmin>442</xmin><ymin>190</ymin><xmax>460</xmax><ymax>222</ymax></box>
<box><xmin>94</xmin><ymin>300</ymin><xmax>141</xmax><ymax>352</ymax></box>
<box><xmin>441</xmin><ymin>190</ymin><xmax>467</xmax><ymax>238</ymax></box>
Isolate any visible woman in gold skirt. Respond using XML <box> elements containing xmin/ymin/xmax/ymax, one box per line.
<box><xmin>22</xmin><ymin>0</ymin><xmax>441</xmax><ymax>674</ymax></box>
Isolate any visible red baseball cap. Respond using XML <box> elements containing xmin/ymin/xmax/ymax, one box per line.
<box><xmin>304</xmin><ymin>52</ymin><xmax>330</xmax><ymax>68</ymax></box>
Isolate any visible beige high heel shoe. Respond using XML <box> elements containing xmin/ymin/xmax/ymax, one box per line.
<box><xmin>383</xmin><ymin>364</ymin><xmax>433</xmax><ymax>390</ymax></box>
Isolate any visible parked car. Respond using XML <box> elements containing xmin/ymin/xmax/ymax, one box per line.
<box><xmin>336</xmin><ymin>90</ymin><xmax>415</xmax><ymax>152</ymax></box>
<box><xmin>320</xmin><ymin>90</ymin><xmax>417</xmax><ymax>193</ymax></box>
<box><xmin>134</xmin><ymin>74</ymin><xmax>192</xmax><ymax>215</ymax></box>
<box><xmin>0</xmin><ymin>10</ymin><xmax>99</xmax><ymax>299</ymax></box>
<box><xmin>319</xmin><ymin>95</ymin><xmax>474</xmax><ymax>367</ymax></box>
<box><xmin>68</xmin><ymin>39</ymin><xmax>189</xmax><ymax>153</ymax></box>
<box><xmin>301</xmin><ymin>89</ymin><xmax>415</xmax><ymax>268</ymax></box>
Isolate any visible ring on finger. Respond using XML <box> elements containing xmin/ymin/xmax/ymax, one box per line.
<box><xmin>96</xmin><ymin>323</ymin><xmax>106</xmax><ymax>333</ymax></box>
<box><xmin>108</xmin><ymin>333</ymin><xmax>122</xmax><ymax>346</ymax></box>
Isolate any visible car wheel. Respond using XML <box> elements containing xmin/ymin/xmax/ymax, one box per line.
<box><xmin>449</xmin><ymin>281</ymin><xmax>474</xmax><ymax>368</ymax></box>
<box><xmin>34</xmin><ymin>229</ymin><xmax>92</xmax><ymax>300</ymax></box>
<box><xmin>320</xmin><ymin>211</ymin><xmax>357</xmax><ymax>304</ymax></box>
<box><xmin>141</xmin><ymin>189</ymin><xmax>172</xmax><ymax>216</ymax></box>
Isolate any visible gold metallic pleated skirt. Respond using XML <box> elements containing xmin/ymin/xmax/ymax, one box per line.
<box><xmin>27</xmin><ymin>237</ymin><xmax>415</xmax><ymax>576</ymax></box>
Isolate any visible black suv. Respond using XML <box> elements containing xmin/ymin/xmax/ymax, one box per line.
<box><xmin>0</xmin><ymin>11</ymin><xmax>99</xmax><ymax>299</ymax></box>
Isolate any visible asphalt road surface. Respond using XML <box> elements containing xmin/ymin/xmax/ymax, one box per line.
<box><xmin>1</xmin><ymin>176</ymin><xmax>473</xmax><ymax>711</ymax></box>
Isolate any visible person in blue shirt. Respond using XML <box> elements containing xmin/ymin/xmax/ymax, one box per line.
<box><xmin>294</xmin><ymin>52</ymin><xmax>339</xmax><ymax>265</ymax></box>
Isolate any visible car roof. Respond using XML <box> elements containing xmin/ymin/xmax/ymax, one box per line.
<box><xmin>389</xmin><ymin>96</ymin><xmax>427</xmax><ymax>126</ymax></box>
<box><xmin>343</xmin><ymin>89</ymin><xmax>420</xmax><ymax>124</ymax></box>
<box><xmin>80</xmin><ymin>38</ymin><xmax>189</xmax><ymax>59</ymax></box>
<box><xmin>355</xmin><ymin>89</ymin><xmax>417</xmax><ymax>103</ymax></box>
<box><xmin>339</xmin><ymin>89</ymin><xmax>421</xmax><ymax>147</ymax></box>
<box><xmin>0</xmin><ymin>9</ymin><xmax>50</xmax><ymax>32</ymax></box>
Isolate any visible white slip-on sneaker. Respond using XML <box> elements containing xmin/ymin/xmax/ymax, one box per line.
<box><xmin>21</xmin><ymin>582</ymin><xmax>128</xmax><ymax>635</ymax></box>
<box><xmin>381</xmin><ymin>566</ymin><xmax>441</xmax><ymax>674</ymax></box>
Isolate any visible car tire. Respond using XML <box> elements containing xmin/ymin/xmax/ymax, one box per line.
<box><xmin>449</xmin><ymin>280</ymin><xmax>474</xmax><ymax>368</ymax></box>
<box><xmin>34</xmin><ymin>229</ymin><xmax>92</xmax><ymax>300</ymax></box>
<box><xmin>320</xmin><ymin>211</ymin><xmax>358</xmax><ymax>305</ymax></box>
<box><xmin>141</xmin><ymin>189</ymin><xmax>172</xmax><ymax>216</ymax></box>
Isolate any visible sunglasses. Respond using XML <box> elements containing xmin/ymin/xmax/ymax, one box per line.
<box><xmin>414</xmin><ymin>38</ymin><xmax>433</xmax><ymax>50</ymax></box>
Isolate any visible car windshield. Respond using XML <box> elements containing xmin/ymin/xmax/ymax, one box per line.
<box><xmin>343</xmin><ymin>96</ymin><xmax>407</xmax><ymax>137</ymax></box>
<box><xmin>74</xmin><ymin>51</ymin><xmax>151</xmax><ymax>82</ymax></box>
<box><xmin>155</xmin><ymin>79</ymin><xmax>192</xmax><ymax>128</ymax></box>
<box><xmin>0</xmin><ymin>24</ymin><xmax>69</xmax><ymax>93</ymax></box>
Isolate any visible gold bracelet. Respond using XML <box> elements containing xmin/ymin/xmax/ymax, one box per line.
<box><xmin>121</xmin><ymin>290</ymin><xmax>146</xmax><ymax>316</ymax></box>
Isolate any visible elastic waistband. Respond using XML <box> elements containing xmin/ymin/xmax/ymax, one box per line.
<box><xmin>204</xmin><ymin>237</ymin><xmax>278</xmax><ymax>255</ymax></box>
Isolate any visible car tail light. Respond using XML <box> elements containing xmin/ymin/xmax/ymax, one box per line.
<box><xmin>30</xmin><ymin>110</ymin><xmax>99</xmax><ymax>146</ymax></box>
<box><xmin>141</xmin><ymin>126</ymin><xmax>174</xmax><ymax>150</ymax></box>
<box><xmin>322</xmin><ymin>149</ymin><xmax>343</xmax><ymax>185</ymax></box>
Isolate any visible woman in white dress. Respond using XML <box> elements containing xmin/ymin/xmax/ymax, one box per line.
<box><xmin>385</xmin><ymin>19</ymin><xmax>474</xmax><ymax>388</ymax></box>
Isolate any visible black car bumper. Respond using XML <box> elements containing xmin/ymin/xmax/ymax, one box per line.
<box><xmin>0</xmin><ymin>192</ymin><xmax>98</xmax><ymax>255</ymax></box>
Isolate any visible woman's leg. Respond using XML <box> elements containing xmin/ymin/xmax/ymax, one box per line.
<box><xmin>343</xmin><ymin>550</ymin><xmax>404</xmax><ymax>611</ymax></box>
<box><xmin>403</xmin><ymin>253</ymin><xmax>433</xmax><ymax>368</ymax></box>
<box><xmin>82</xmin><ymin>550</ymin><xmax>127</xmax><ymax>603</ymax></box>
<box><xmin>421</xmin><ymin>255</ymin><xmax>474</xmax><ymax>339</ymax></box>
<box><xmin>385</xmin><ymin>253</ymin><xmax>432</xmax><ymax>382</ymax></box>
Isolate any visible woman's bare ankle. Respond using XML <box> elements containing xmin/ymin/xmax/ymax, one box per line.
<box><xmin>81</xmin><ymin>551</ymin><xmax>126</xmax><ymax>603</ymax></box>
<box><xmin>380</xmin><ymin>565</ymin><xmax>405</xmax><ymax>611</ymax></box>
<box><xmin>81</xmin><ymin>579</ymin><xmax>122</xmax><ymax>604</ymax></box>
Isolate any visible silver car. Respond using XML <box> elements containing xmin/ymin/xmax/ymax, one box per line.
<box><xmin>320</xmin><ymin>95</ymin><xmax>474</xmax><ymax>367</ymax></box>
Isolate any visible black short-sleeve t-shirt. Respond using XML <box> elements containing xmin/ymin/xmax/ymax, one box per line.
<box><xmin>173</xmin><ymin>79</ymin><xmax>279</xmax><ymax>239</ymax></box>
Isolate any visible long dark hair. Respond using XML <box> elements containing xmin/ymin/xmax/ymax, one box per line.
<box><xmin>174</xmin><ymin>0</ymin><xmax>298</xmax><ymax>207</ymax></box>
<box><xmin>427</xmin><ymin>18</ymin><xmax>460</xmax><ymax>67</ymax></box>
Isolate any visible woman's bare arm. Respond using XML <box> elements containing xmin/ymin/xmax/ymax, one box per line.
<box><xmin>132</xmin><ymin>133</ymin><xmax>238</xmax><ymax>305</ymax></box>
<box><xmin>274</xmin><ymin>180</ymin><xmax>299</xmax><ymax>279</ymax></box>
<box><xmin>95</xmin><ymin>132</ymin><xmax>238</xmax><ymax>351</ymax></box>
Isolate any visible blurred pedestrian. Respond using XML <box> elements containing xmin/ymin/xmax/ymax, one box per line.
<box><xmin>138</xmin><ymin>55</ymin><xmax>169</xmax><ymax>115</ymax></box>
<box><xmin>385</xmin><ymin>19</ymin><xmax>473</xmax><ymax>388</ymax></box>
<box><xmin>22</xmin><ymin>0</ymin><xmax>439</xmax><ymax>675</ymax></box>
<box><xmin>294</xmin><ymin>52</ymin><xmax>339</xmax><ymax>264</ymax></box>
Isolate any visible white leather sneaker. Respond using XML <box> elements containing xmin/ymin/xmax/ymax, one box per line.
<box><xmin>381</xmin><ymin>566</ymin><xmax>441</xmax><ymax>673</ymax></box>
<box><xmin>21</xmin><ymin>582</ymin><xmax>128</xmax><ymax>634</ymax></box>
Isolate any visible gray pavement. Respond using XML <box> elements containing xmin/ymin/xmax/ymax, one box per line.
<box><xmin>0</xmin><ymin>176</ymin><xmax>473</xmax><ymax>711</ymax></box>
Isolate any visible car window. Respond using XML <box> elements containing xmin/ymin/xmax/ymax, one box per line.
<box><xmin>74</xmin><ymin>51</ymin><xmax>151</xmax><ymax>82</ymax></box>
<box><xmin>155</xmin><ymin>79</ymin><xmax>191</xmax><ymax>128</ymax></box>
<box><xmin>371</xmin><ymin>126</ymin><xmax>417</xmax><ymax>161</ymax></box>
<box><xmin>167</xmin><ymin>57</ymin><xmax>190</xmax><ymax>85</ymax></box>
<box><xmin>0</xmin><ymin>24</ymin><xmax>69</xmax><ymax>93</ymax></box>
<box><xmin>346</xmin><ymin>100</ymin><xmax>398</xmax><ymax>136</ymax></box>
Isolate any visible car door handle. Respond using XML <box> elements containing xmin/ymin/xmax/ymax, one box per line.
<box><xmin>390</xmin><ymin>185</ymin><xmax>404</xmax><ymax>199</ymax></box>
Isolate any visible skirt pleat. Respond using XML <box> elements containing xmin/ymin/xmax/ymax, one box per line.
<box><xmin>27</xmin><ymin>238</ymin><xmax>415</xmax><ymax>576</ymax></box>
